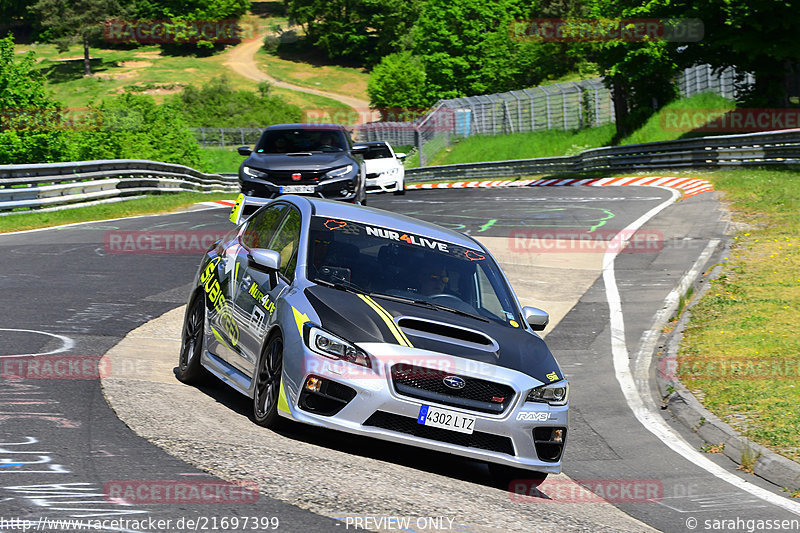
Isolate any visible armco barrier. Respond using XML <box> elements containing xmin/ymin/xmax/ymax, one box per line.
<box><xmin>0</xmin><ymin>159</ymin><xmax>238</xmax><ymax>213</ymax></box>
<box><xmin>405</xmin><ymin>129</ymin><xmax>800</xmax><ymax>182</ymax></box>
<box><xmin>2</xmin><ymin>129</ymin><xmax>799</xmax><ymax>213</ymax></box>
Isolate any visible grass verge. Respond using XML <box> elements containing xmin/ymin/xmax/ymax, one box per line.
<box><xmin>427</xmin><ymin>124</ymin><xmax>616</xmax><ymax>167</ymax></box>
<box><xmin>197</xmin><ymin>148</ymin><xmax>245</xmax><ymax>174</ymax></box>
<box><xmin>677</xmin><ymin>168</ymin><xmax>800</xmax><ymax>463</ymax></box>
<box><xmin>0</xmin><ymin>192</ymin><xmax>237</xmax><ymax>234</ymax></box>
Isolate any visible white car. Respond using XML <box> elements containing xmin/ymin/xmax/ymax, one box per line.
<box><xmin>363</xmin><ymin>141</ymin><xmax>406</xmax><ymax>195</ymax></box>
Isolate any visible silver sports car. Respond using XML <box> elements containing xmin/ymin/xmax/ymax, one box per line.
<box><xmin>178</xmin><ymin>195</ymin><xmax>568</xmax><ymax>478</ymax></box>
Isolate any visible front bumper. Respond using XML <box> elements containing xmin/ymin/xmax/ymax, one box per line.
<box><xmin>366</xmin><ymin>174</ymin><xmax>402</xmax><ymax>194</ymax></box>
<box><xmin>240</xmin><ymin>175</ymin><xmax>358</xmax><ymax>201</ymax></box>
<box><xmin>279</xmin><ymin>341</ymin><xmax>568</xmax><ymax>473</ymax></box>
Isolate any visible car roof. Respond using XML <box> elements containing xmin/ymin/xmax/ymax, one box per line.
<box><xmin>264</xmin><ymin>123</ymin><xmax>348</xmax><ymax>131</ymax></box>
<box><xmin>294</xmin><ymin>196</ymin><xmax>482</xmax><ymax>250</ymax></box>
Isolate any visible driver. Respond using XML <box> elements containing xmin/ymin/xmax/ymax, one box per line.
<box><xmin>418</xmin><ymin>265</ymin><xmax>449</xmax><ymax>296</ymax></box>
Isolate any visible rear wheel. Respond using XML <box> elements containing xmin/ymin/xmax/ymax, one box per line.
<box><xmin>177</xmin><ymin>293</ymin><xmax>206</xmax><ymax>384</ymax></box>
<box><xmin>253</xmin><ymin>334</ymin><xmax>284</xmax><ymax>427</ymax></box>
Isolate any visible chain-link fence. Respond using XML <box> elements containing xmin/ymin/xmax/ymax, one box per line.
<box><xmin>678</xmin><ymin>65</ymin><xmax>755</xmax><ymax>100</ymax></box>
<box><xmin>356</xmin><ymin>64</ymin><xmax>755</xmax><ymax>166</ymax></box>
<box><xmin>192</xmin><ymin>127</ymin><xmax>263</xmax><ymax>148</ymax></box>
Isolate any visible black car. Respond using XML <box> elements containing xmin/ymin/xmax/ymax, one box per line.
<box><xmin>237</xmin><ymin>123</ymin><xmax>368</xmax><ymax>204</ymax></box>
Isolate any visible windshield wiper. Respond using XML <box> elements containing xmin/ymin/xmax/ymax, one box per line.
<box><xmin>314</xmin><ymin>278</ymin><xmax>368</xmax><ymax>295</ymax></box>
<box><xmin>370</xmin><ymin>293</ymin><xmax>489</xmax><ymax>322</ymax></box>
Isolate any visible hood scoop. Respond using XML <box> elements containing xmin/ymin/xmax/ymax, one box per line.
<box><xmin>397</xmin><ymin>317</ymin><xmax>499</xmax><ymax>352</ymax></box>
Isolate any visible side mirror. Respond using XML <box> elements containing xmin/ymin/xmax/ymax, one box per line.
<box><xmin>350</xmin><ymin>144</ymin><xmax>368</xmax><ymax>154</ymax></box>
<box><xmin>237</xmin><ymin>146</ymin><xmax>252</xmax><ymax>156</ymax></box>
<box><xmin>395</xmin><ymin>152</ymin><xmax>407</xmax><ymax>160</ymax></box>
<box><xmin>248</xmin><ymin>249</ymin><xmax>281</xmax><ymax>271</ymax></box>
<box><xmin>522</xmin><ymin>306</ymin><xmax>549</xmax><ymax>331</ymax></box>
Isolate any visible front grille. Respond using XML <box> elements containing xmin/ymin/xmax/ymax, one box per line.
<box><xmin>363</xmin><ymin>411</ymin><xmax>515</xmax><ymax>455</ymax></box>
<box><xmin>390</xmin><ymin>364</ymin><xmax>515</xmax><ymax>414</ymax></box>
<box><xmin>366</xmin><ymin>172</ymin><xmax>380</xmax><ymax>179</ymax></box>
<box><xmin>264</xmin><ymin>170</ymin><xmax>327</xmax><ymax>184</ymax></box>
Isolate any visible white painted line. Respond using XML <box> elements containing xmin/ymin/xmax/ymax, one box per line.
<box><xmin>0</xmin><ymin>329</ymin><xmax>75</xmax><ymax>358</ymax></box>
<box><xmin>602</xmin><ymin>188</ymin><xmax>800</xmax><ymax>515</ymax></box>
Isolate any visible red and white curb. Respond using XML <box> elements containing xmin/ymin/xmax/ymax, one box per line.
<box><xmin>198</xmin><ymin>176</ymin><xmax>713</xmax><ymax>207</ymax></box>
<box><xmin>406</xmin><ymin>176</ymin><xmax>714</xmax><ymax>199</ymax></box>
<box><xmin>198</xmin><ymin>200</ymin><xmax>237</xmax><ymax>207</ymax></box>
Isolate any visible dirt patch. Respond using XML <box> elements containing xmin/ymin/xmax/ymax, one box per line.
<box><xmin>184</xmin><ymin>68</ymin><xmax>199</xmax><ymax>72</ymax></box>
<box><xmin>95</xmin><ymin>71</ymin><xmax>138</xmax><ymax>80</ymax></box>
<box><xmin>119</xmin><ymin>60</ymin><xmax>153</xmax><ymax>68</ymax></box>
<box><xmin>135</xmin><ymin>50</ymin><xmax>162</xmax><ymax>58</ymax></box>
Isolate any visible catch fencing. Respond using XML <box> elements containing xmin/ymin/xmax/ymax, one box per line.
<box><xmin>356</xmin><ymin>64</ymin><xmax>754</xmax><ymax>166</ymax></box>
<box><xmin>191</xmin><ymin>127</ymin><xmax>263</xmax><ymax>149</ymax></box>
<box><xmin>404</xmin><ymin>129</ymin><xmax>800</xmax><ymax>181</ymax></box>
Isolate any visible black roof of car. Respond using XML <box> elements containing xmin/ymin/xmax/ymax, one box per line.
<box><xmin>263</xmin><ymin>123</ymin><xmax>348</xmax><ymax>131</ymax></box>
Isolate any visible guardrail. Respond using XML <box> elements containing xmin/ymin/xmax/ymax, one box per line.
<box><xmin>0</xmin><ymin>159</ymin><xmax>238</xmax><ymax>213</ymax></box>
<box><xmin>405</xmin><ymin>129</ymin><xmax>800</xmax><ymax>181</ymax></box>
<box><xmin>2</xmin><ymin>129</ymin><xmax>798</xmax><ymax>213</ymax></box>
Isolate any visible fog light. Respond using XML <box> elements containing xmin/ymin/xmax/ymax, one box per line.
<box><xmin>553</xmin><ymin>429</ymin><xmax>563</xmax><ymax>443</ymax></box>
<box><xmin>305</xmin><ymin>376</ymin><xmax>322</xmax><ymax>392</ymax></box>
<box><xmin>339</xmin><ymin>189</ymin><xmax>348</xmax><ymax>196</ymax></box>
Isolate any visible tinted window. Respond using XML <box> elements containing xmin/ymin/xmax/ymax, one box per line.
<box><xmin>242</xmin><ymin>205</ymin><xmax>287</xmax><ymax>249</ymax></box>
<box><xmin>364</xmin><ymin>145</ymin><xmax>393</xmax><ymax>159</ymax></box>
<box><xmin>269</xmin><ymin>208</ymin><xmax>302</xmax><ymax>280</ymax></box>
<box><xmin>255</xmin><ymin>129</ymin><xmax>348</xmax><ymax>153</ymax></box>
<box><xmin>307</xmin><ymin>216</ymin><xmax>519</xmax><ymax>326</ymax></box>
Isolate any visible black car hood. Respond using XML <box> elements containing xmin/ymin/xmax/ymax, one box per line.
<box><xmin>246</xmin><ymin>152</ymin><xmax>354</xmax><ymax>172</ymax></box>
<box><xmin>305</xmin><ymin>285</ymin><xmax>563</xmax><ymax>384</ymax></box>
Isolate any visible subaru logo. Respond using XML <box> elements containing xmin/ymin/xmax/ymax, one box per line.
<box><xmin>443</xmin><ymin>376</ymin><xmax>466</xmax><ymax>390</ymax></box>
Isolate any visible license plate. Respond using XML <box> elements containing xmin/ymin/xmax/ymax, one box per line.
<box><xmin>279</xmin><ymin>185</ymin><xmax>316</xmax><ymax>194</ymax></box>
<box><xmin>417</xmin><ymin>405</ymin><xmax>475</xmax><ymax>434</ymax></box>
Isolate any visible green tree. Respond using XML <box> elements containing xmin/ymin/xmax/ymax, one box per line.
<box><xmin>287</xmin><ymin>0</ymin><xmax>421</xmax><ymax>64</ymax></box>
<box><xmin>574</xmin><ymin>0</ymin><xmax>680</xmax><ymax>138</ymax></box>
<box><xmin>367</xmin><ymin>51</ymin><xmax>432</xmax><ymax>113</ymax></box>
<box><xmin>675</xmin><ymin>0</ymin><xmax>800</xmax><ymax>107</ymax></box>
<box><xmin>30</xmin><ymin>0</ymin><xmax>131</xmax><ymax>76</ymax></box>
<box><xmin>0</xmin><ymin>35</ymin><xmax>70</xmax><ymax>164</ymax></box>
<box><xmin>170</xmin><ymin>76</ymin><xmax>302</xmax><ymax>127</ymax></box>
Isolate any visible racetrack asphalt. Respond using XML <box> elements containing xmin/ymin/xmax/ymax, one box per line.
<box><xmin>2</xmin><ymin>186</ymin><xmax>799</xmax><ymax>532</ymax></box>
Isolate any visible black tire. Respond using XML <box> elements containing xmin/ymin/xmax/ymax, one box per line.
<box><xmin>488</xmin><ymin>463</ymin><xmax>547</xmax><ymax>491</ymax></box>
<box><xmin>393</xmin><ymin>181</ymin><xmax>405</xmax><ymax>195</ymax></box>
<box><xmin>253</xmin><ymin>333</ymin><xmax>284</xmax><ymax>427</ymax></box>
<box><xmin>177</xmin><ymin>293</ymin><xmax>207</xmax><ymax>384</ymax></box>
<box><xmin>359</xmin><ymin>183</ymin><xmax>367</xmax><ymax>206</ymax></box>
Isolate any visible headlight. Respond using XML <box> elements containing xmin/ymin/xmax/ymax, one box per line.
<box><xmin>325</xmin><ymin>165</ymin><xmax>353</xmax><ymax>178</ymax></box>
<box><xmin>307</xmin><ymin>326</ymin><xmax>371</xmax><ymax>368</ymax></box>
<box><xmin>243</xmin><ymin>166</ymin><xmax>266</xmax><ymax>178</ymax></box>
<box><xmin>526</xmin><ymin>380</ymin><xmax>569</xmax><ymax>406</ymax></box>
<box><xmin>381</xmin><ymin>168</ymin><xmax>398</xmax><ymax>176</ymax></box>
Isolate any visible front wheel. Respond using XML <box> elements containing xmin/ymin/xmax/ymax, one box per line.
<box><xmin>177</xmin><ymin>293</ymin><xmax>206</xmax><ymax>384</ymax></box>
<box><xmin>393</xmin><ymin>179</ymin><xmax>405</xmax><ymax>196</ymax></box>
<box><xmin>253</xmin><ymin>334</ymin><xmax>284</xmax><ymax>427</ymax></box>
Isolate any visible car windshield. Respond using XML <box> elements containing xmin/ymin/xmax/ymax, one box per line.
<box><xmin>306</xmin><ymin>216</ymin><xmax>520</xmax><ymax>326</ymax></box>
<box><xmin>364</xmin><ymin>145</ymin><xmax>393</xmax><ymax>159</ymax></box>
<box><xmin>255</xmin><ymin>129</ymin><xmax>347</xmax><ymax>153</ymax></box>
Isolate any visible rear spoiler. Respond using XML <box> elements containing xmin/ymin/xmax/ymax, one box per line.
<box><xmin>229</xmin><ymin>194</ymin><xmax>271</xmax><ymax>225</ymax></box>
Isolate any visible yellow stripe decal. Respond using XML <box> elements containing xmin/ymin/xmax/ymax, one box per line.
<box><xmin>357</xmin><ymin>294</ymin><xmax>413</xmax><ymax>347</ymax></box>
<box><xmin>277</xmin><ymin>378</ymin><xmax>291</xmax><ymax>414</ymax></box>
<box><xmin>292</xmin><ymin>306</ymin><xmax>309</xmax><ymax>336</ymax></box>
